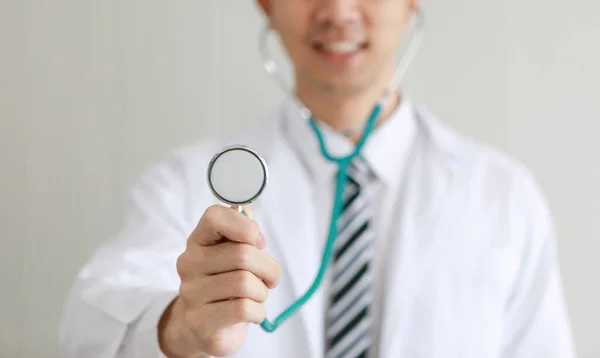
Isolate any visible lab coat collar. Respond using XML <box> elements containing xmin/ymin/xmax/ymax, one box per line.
<box><xmin>281</xmin><ymin>95</ymin><xmax>417</xmax><ymax>188</ymax></box>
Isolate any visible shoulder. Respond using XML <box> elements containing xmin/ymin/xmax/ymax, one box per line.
<box><xmin>416</xmin><ymin>105</ymin><xmax>554</xmax><ymax>236</ymax></box>
<box><xmin>417</xmin><ymin>105</ymin><xmax>541</xmax><ymax>192</ymax></box>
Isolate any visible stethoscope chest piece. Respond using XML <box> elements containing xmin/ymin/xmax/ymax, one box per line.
<box><xmin>207</xmin><ymin>145</ymin><xmax>268</xmax><ymax>211</ymax></box>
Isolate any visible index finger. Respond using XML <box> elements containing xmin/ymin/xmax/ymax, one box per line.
<box><xmin>191</xmin><ymin>205</ymin><xmax>264</xmax><ymax>248</ymax></box>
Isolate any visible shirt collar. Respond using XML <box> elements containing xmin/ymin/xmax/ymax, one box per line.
<box><xmin>281</xmin><ymin>96</ymin><xmax>417</xmax><ymax>188</ymax></box>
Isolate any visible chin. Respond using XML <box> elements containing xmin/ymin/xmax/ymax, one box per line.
<box><xmin>313</xmin><ymin>73</ymin><xmax>373</xmax><ymax>96</ymax></box>
<box><xmin>297</xmin><ymin>64</ymin><xmax>376</xmax><ymax>96</ymax></box>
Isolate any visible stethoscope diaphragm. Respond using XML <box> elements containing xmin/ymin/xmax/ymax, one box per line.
<box><xmin>207</xmin><ymin>145</ymin><xmax>269</xmax><ymax>212</ymax></box>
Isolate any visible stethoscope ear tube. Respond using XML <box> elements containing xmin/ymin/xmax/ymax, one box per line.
<box><xmin>388</xmin><ymin>7</ymin><xmax>425</xmax><ymax>93</ymax></box>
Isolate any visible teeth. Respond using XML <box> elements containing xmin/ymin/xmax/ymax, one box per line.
<box><xmin>323</xmin><ymin>42</ymin><xmax>360</xmax><ymax>54</ymax></box>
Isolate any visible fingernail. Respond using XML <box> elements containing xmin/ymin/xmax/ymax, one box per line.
<box><xmin>257</xmin><ymin>232</ymin><xmax>266</xmax><ymax>250</ymax></box>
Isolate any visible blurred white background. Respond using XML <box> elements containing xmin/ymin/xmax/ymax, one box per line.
<box><xmin>1</xmin><ymin>0</ymin><xmax>598</xmax><ymax>357</ymax></box>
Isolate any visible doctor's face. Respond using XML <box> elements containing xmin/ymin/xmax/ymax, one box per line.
<box><xmin>259</xmin><ymin>0</ymin><xmax>418</xmax><ymax>96</ymax></box>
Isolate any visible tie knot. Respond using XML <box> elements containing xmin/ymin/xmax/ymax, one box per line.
<box><xmin>348</xmin><ymin>156</ymin><xmax>374</xmax><ymax>184</ymax></box>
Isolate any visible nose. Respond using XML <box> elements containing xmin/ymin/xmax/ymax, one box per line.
<box><xmin>314</xmin><ymin>0</ymin><xmax>360</xmax><ymax>26</ymax></box>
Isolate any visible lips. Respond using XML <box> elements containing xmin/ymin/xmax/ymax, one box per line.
<box><xmin>313</xmin><ymin>40</ymin><xmax>368</xmax><ymax>55</ymax></box>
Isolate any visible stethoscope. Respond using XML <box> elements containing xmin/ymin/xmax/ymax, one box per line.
<box><xmin>206</xmin><ymin>7</ymin><xmax>425</xmax><ymax>333</ymax></box>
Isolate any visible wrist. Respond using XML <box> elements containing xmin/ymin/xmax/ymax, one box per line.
<box><xmin>158</xmin><ymin>297</ymin><xmax>199</xmax><ymax>358</ymax></box>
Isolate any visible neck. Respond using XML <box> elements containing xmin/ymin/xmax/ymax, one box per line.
<box><xmin>295</xmin><ymin>77</ymin><xmax>401</xmax><ymax>143</ymax></box>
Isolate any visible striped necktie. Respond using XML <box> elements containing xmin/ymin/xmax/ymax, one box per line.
<box><xmin>326</xmin><ymin>156</ymin><xmax>375</xmax><ymax>358</ymax></box>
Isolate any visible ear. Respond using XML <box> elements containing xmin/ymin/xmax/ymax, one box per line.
<box><xmin>257</xmin><ymin>0</ymin><xmax>270</xmax><ymax>17</ymax></box>
<box><xmin>404</xmin><ymin>0</ymin><xmax>420</xmax><ymax>24</ymax></box>
<box><xmin>408</xmin><ymin>0</ymin><xmax>420</xmax><ymax>12</ymax></box>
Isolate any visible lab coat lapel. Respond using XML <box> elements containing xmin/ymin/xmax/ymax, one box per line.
<box><xmin>251</xmin><ymin>118</ymin><xmax>324</xmax><ymax>358</ymax></box>
<box><xmin>380</xmin><ymin>108</ymin><xmax>462</xmax><ymax>357</ymax></box>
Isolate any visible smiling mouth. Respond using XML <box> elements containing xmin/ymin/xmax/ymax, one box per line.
<box><xmin>313</xmin><ymin>41</ymin><xmax>369</xmax><ymax>56</ymax></box>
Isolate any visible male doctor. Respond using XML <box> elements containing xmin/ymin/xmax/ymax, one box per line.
<box><xmin>59</xmin><ymin>0</ymin><xmax>577</xmax><ymax>357</ymax></box>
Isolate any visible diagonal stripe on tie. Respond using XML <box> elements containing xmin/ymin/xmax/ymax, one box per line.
<box><xmin>328</xmin><ymin>267</ymin><xmax>372</xmax><ymax>318</ymax></box>
<box><xmin>328</xmin><ymin>289</ymin><xmax>373</xmax><ymax>337</ymax></box>
<box><xmin>328</xmin><ymin>284</ymin><xmax>371</xmax><ymax>325</ymax></box>
<box><xmin>332</xmin><ymin>239</ymin><xmax>371</xmax><ymax>278</ymax></box>
<box><xmin>334</xmin><ymin>221</ymin><xmax>369</xmax><ymax>260</ymax></box>
<box><xmin>332</xmin><ymin>262</ymin><xmax>369</xmax><ymax>303</ymax></box>
<box><xmin>332</xmin><ymin>241</ymin><xmax>373</xmax><ymax>292</ymax></box>
<box><xmin>326</xmin><ymin>321</ymin><xmax>371</xmax><ymax>358</ymax></box>
<box><xmin>330</xmin><ymin>306</ymin><xmax>369</xmax><ymax>346</ymax></box>
<box><xmin>337</xmin><ymin>200</ymin><xmax>369</xmax><ymax>235</ymax></box>
<box><xmin>342</xmin><ymin>176</ymin><xmax>360</xmax><ymax>211</ymax></box>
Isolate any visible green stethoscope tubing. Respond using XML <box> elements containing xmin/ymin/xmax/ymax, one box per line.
<box><xmin>259</xmin><ymin>103</ymin><xmax>383</xmax><ymax>332</ymax></box>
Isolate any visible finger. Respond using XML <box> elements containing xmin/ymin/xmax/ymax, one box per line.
<box><xmin>194</xmin><ymin>298</ymin><xmax>266</xmax><ymax>334</ymax></box>
<box><xmin>198</xmin><ymin>242</ymin><xmax>281</xmax><ymax>288</ymax></box>
<box><xmin>178</xmin><ymin>243</ymin><xmax>280</xmax><ymax>288</ymax></box>
<box><xmin>192</xmin><ymin>205</ymin><xmax>263</xmax><ymax>248</ymax></box>
<box><xmin>185</xmin><ymin>270</ymin><xmax>269</xmax><ymax>306</ymax></box>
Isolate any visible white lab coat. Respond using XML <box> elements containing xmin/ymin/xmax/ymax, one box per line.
<box><xmin>59</xmin><ymin>102</ymin><xmax>577</xmax><ymax>358</ymax></box>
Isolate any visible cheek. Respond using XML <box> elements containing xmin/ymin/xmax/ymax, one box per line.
<box><xmin>369</xmin><ymin>6</ymin><xmax>410</xmax><ymax>52</ymax></box>
<box><xmin>272</xmin><ymin>3</ymin><xmax>309</xmax><ymax>35</ymax></box>
<box><xmin>272</xmin><ymin>12</ymin><xmax>311</xmax><ymax>62</ymax></box>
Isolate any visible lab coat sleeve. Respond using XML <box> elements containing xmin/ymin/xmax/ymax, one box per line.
<box><xmin>500</xmin><ymin>174</ymin><xmax>577</xmax><ymax>358</ymax></box>
<box><xmin>59</xmin><ymin>150</ymin><xmax>196</xmax><ymax>358</ymax></box>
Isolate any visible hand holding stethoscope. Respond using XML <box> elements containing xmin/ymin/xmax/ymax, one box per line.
<box><xmin>167</xmin><ymin>146</ymin><xmax>279</xmax><ymax>358</ymax></box>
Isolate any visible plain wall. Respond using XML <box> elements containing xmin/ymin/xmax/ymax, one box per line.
<box><xmin>1</xmin><ymin>0</ymin><xmax>598</xmax><ymax>357</ymax></box>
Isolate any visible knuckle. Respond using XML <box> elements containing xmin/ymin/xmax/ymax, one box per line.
<box><xmin>258</xmin><ymin>283</ymin><xmax>269</xmax><ymax>302</ymax></box>
<box><xmin>233</xmin><ymin>298</ymin><xmax>253</xmax><ymax>319</ymax></box>
<box><xmin>234</xmin><ymin>244</ymin><xmax>253</xmax><ymax>269</ymax></box>
<box><xmin>176</xmin><ymin>252</ymin><xmax>190</xmax><ymax>278</ymax></box>
<box><xmin>178</xmin><ymin>281</ymin><xmax>194</xmax><ymax>300</ymax></box>
<box><xmin>176</xmin><ymin>248</ymin><xmax>205</xmax><ymax>277</ymax></box>
<box><xmin>236</xmin><ymin>270</ymin><xmax>255</xmax><ymax>294</ymax></box>
<box><xmin>245</xmin><ymin>220</ymin><xmax>260</xmax><ymax>243</ymax></box>
<box><xmin>203</xmin><ymin>205</ymin><xmax>222</xmax><ymax>226</ymax></box>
